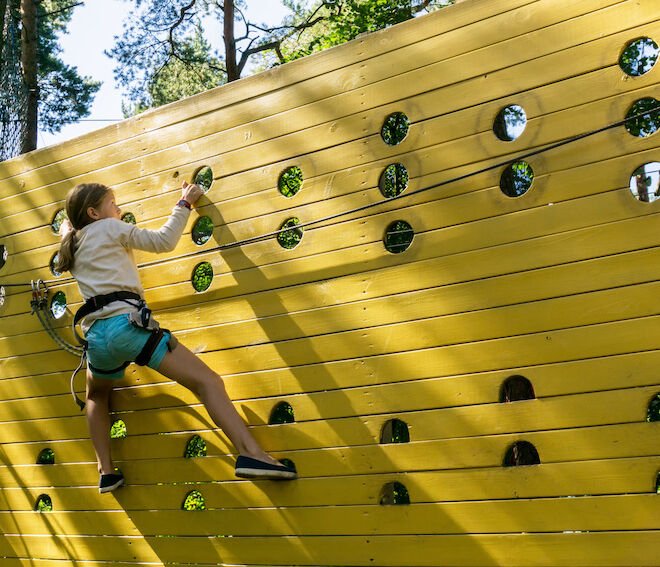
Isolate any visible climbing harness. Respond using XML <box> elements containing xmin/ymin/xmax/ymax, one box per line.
<box><xmin>30</xmin><ymin>284</ymin><xmax>178</xmax><ymax>410</ymax></box>
<box><xmin>65</xmin><ymin>290</ymin><xmax>178</xmax><ymax>410</ymax></box>
<box><xmin>4</xmin><ymin>104</ymin><xmax>660</xmax><ymax>407</ymax></box>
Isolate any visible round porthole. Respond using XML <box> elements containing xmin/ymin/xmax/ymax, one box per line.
<box><xmin>192</xmin><ymin>262</ymin><xmax>213</xmax><ymax>292</ymax></box>
<box><xmin>182</xmin><ymin>489</ymin><xmax>206</xmax><ymax>511</ymax></box>
<box><xmin>37</xmin><ymin>448</ymin><xmax>55</xmax><ymax>465</ymax></box>
<box><xmin>278</xmin><ymin>166</ymin><xmax>303</xmax><ymax>198</ymax></box>
<box><xmin>493</xmin><ymin>105</ymin><xmax>527</xmax><ymax>141</ymax></box>
<box><xmin>629</xmin><ymin>162</ymin><xmax>660</xmax><ymax>203</ymax></box>
<box><xmin>500</xmin><ymin>161</ymin><xmax>534</xmax><ymax>197</ymax></box>
<box><xmin>110</xmin><ymin>419</ymin><xmax>127</xmax><ymax>438</ymax></box>
<box><xmin>49</xmin><ymin>252</ymin><xmax>62</xmax><ymax>277</ymax></box>
<box><xmin>51</xmin><ymin>209</ymin><xmax>68</xmax><ymax>234</ymax></box>
<box><xmin>384</xmin><ymin>220</ymin><xmax>414</xmax><ymax>253</ymax></box>
<box><xmin>192</xmin><ymin>216</ymin><xmax>214</xmax><ymax>245</ymax></box>
<box><xmin>381</xmin><ymin>112</ymin><xmax>410</xmax><ymax>146</ymax></box>
<box><xmin>194</xmin><ymin>166</ymin><xmax>214</xmax><ymax>192</ymax></box>
<box><xmin>121</xmin><ymin>212</ymin><xmax>136</xmax><ymax>225</ymax></box>
<box><xmin>625</xmin><ymin>97</ymin><xmax>660</xmax><ymax>138</ymax></box>
<box><xmin>619</xmin><ymin>37</ymin><xmax>659</xmax><ymax>77</ymax></box>
<box><xmin>184</xmin><ymin>435</ymin><xmax>207</xmax><ymax>458</ymax></box>
<box><xmin>50</xmin><ymin>291</ymin><xmax>67</xmax><ymax>319</ymax></box>
<box><xmin>379</xmin><ymin>163</ymin><xmax>409</xmax><ymax>198</ymax></box>
<box><xmin>379</xmin><ymin>482</ymin><xmax>410</xmax><ymax>505</ymax></box>
<box><xmin>0</xmin><ymin>244</ymin><xmax>6</xmax><ymax>270</ymax></box>
<box><xmin>503</xmin><ymin>441</ymin><xmax>540</xmax><ymax>466</ymax></box>
<box><xmin>269</xmin><ymin>401</ymin><xmax>295</xmax><ymax>424</ymax></box>
<box><xmin>34</xmin><ymin>494</ymin><xmax>53</xmax><ymax>512</ymax></box>
<box><xmin>277</xmin><ymin>218</ymin><xmax>304</xmax><ymax>249</ymax></box>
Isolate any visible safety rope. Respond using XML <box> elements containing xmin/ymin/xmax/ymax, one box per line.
<box><xmin>29</xmin><ymin>280</ymin><xmax>84</xmax><ymax>356</ymax></box>
<box><xmin>2</xmin><ymin>103</ymin><xmax>659</xmax><ymax>291</ymax></box>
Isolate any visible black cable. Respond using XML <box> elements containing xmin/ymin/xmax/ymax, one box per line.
<box><xmin>2</xmin><ymin>104</ymin><xmax>659</xmax><ymax>289</ymax></box>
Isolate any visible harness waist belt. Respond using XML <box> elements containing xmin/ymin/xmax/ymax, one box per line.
<box><xmin>74</xmin><ymin>291</ymin><xmax>142</xmax><ymax>327</ymax></box>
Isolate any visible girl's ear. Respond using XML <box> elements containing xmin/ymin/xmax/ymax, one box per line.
<box><xmin>87</xmin><ymin>206</ymin><xmax>100</xmax><ymax>220</ymax></box>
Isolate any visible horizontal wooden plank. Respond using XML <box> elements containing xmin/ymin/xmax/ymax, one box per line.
<box><xmin>2</xmin><ymin>456</ymin><xmax>657</xmax><ymax>511</ymax></box>
<box><xmin>2</xmin><ymin>335</ymin><xmax>660</xmax><ymax>423</ymax></box>
<box><xmin>1</xmin><ymin>384</ymin><xmax>656</xmax><ymax>458</ymax></box>
<box><xmin>0</xmin><ymin>422</ymin><xmax>657</xmax><ymax>489</ymax></box>
<box><xmin>0</xmin><ymin>531</ymin><xmax>658</xmax><ymax>565</ymax></box>
<box><xmin>2</xmin><ymin>494</ymin><xmax>659</xmax><ymax>537</ymax></box>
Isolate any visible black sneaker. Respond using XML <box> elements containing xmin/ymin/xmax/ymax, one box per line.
<box><xmin>99</xmin><ymin>471</ymin><xmax>125</xmax><ymax>493</ymax></box>
<box><xmin>235</xmin><ymin>455</ymin><xmax>297</xmax><ymax>480</ymax></box>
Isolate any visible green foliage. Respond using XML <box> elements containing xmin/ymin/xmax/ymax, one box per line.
<box><xmin>51</xmin><ymin>209</ymin><xmax>68</xmax><ymax>234</ymax></box>
<box><xmin>182</xmin><ymin>489</ymin><xmax>206</xmax><ymax>511</ymax></box>
<box><xmin>279</xmin><ymin>0</ymin><xmax>454</xmax><ymax>62</ymax></box>
<box><xmin>35</xmin><ymin>494</ymin><xmax>53</xmax><ymax>511</ymax></box>
<box><xmin>380</xmin><ymin>163</ymin><xmax>408</xmax><ymax>198</ymax></box>
<box><xmin>184</xmin><ymin>435</ymin><xmax>208</xmax><ymax>458</ymax></box>
<box><xmin>121</xmin><ymin>212</ymin><xmax>137</xmax><ymax>225</ymax></box>
<box><xmin>381</xmin><ymin>112</ymin><xmax>410</xmax><ymax>146</ymax></box>
<box><xmin>278</xmin><ymin>166</ymin><xmax>303</xmax><ymax>197</ymax></box>
<box><xmin>110</xmin><ymin>419</ymin><xmax>127</xmax><ymax>439</ymax></box>
<box><xmin>384</xmin><ymin>220</ymin><xmax>413</xmax><ymax>253</ymax></box>
<box><xmin>192</xmin><ymin>216</ymin><xmax>214</xmax><ymax>245</ymax></box>
<box><xmin>647</xmin><ymin>394</ymin><xmax>660</xmax><ymax>422</ymax></box>
<box><xmin>194</xmin><ymin>166</ymin><xmax>214</xmax><ymax>192</ymax></box>
<box><xmin>269</xmin><ymin>402</ymin><xmax>295</xmax><ymax>424</ymax></box>
<box><xmin>192</xmin><ymin>262</ymin><xmax>214</xmax><ymax>292</ymax></box>
<box><xmin>277</xmin><ymin>217</ymin><xmax>304</xmax><ymax>249</ymax></box>
<box><xmin>37</xmin><ymin>448</ymin><xmax>55</xmax><ymax>465</ymax></box>
<box><xmin>500</xmin><ymin>160</ymin><xmax>534</xmax><ymax>197</ymax></box>
<box><xmin>625</xmin><ymin>98</ymin><xmax>660</xmax><ymax>138</ymax></box>
<box><xmin>36</xmin><ymin>1</ymin><xmax>101</xmax><ymax>133</ymax></box>
<box><xmin>619</xmin><ymin>37</ymin><xmax>659</xmax><ymax>77</ymax></box>
<box><xmin>108</xmin><ymin>4</ymin><xmax>225</xmax><ymax>115</ymax></box>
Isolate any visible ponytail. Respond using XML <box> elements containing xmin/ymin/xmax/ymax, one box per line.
<box><xmin>55</xmin><ymin>183</ymin><xmax>111</xmax><ymax>273</ymax></box>
<box><xmin>57</xmin><ymin>228</ymin><xmax>77</xmax><ymax>273</ymax></box>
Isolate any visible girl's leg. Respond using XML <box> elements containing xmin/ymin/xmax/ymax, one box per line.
<box><xmin>157</xmin><ymin>343</ymin><xmax>279</xmax><ymax>465</ymax></box>
<box><xmin>85</xmin><ymin>370</ymin><xmax>116</xmax><ymax>474</ymax></box>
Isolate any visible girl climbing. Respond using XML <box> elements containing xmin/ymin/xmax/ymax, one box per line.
<box><xmin>58</xmin><ymin>182</ymin><xmax>297</xmax><ymax>493</ymax></box>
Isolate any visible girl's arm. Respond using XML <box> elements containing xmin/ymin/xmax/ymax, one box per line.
<box><xmin>118</xmin><ymin>182</ymin><xmax>204</xmax><ymax>253</ymax></box>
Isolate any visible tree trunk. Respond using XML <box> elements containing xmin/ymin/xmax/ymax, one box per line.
<box><xmin>0</xmin><ymin>0</ymin><xmax>8</xmax><ymax>58</ymax></box>
<box><xmin>223</xmin><ymin>0</ymin><xmax>238</xmax><ymax>82</ymax></box>
<box><xmin>20</xmin><ymin>0</ymin><xmax>37</xmax><ymax>153</ymax></box>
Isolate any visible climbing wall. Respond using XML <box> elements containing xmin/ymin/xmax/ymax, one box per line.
<box><xmin>0</xmin><ymin>0</ymin><xmax>659</xmax><ymax>564</ymax></box>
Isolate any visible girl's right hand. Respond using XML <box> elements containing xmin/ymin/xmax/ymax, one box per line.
<box><xmin>181</xmin><ymin>181</ymin><xmax>204</xmax><ymax>206</ymax></box>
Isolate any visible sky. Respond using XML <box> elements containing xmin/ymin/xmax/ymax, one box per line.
<box><xmin>38</xmin><ymin>0</ymin><xmax>292</xmax><ymax>148</ymax></box>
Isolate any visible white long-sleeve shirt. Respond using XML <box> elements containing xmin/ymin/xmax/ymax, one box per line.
<box><xmin>71</xmin><ymin>206</ymin><xmax>190</xmax><ymax>330</ymax></box>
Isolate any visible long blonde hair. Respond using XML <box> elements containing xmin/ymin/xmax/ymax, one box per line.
<box><xmin>56</xmin><ymin>183</ymin><xmax>110</xmax><ymax>272</ymax></box>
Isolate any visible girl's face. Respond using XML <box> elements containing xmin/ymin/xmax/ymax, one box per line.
<box><xmin>89</xmin><ymin>190</ymin><xmax>121</xmax><ymax>221</ymax></box>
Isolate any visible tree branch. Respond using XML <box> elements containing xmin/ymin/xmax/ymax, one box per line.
<box><xmin>38</xmin><ymin>1</ymin><xmax>83</xmax><ymax>19</ymax></box>
<box><xmin>411</xmin><ymin>0</ymin><xmax>434</xmax><ymax>13</ymax></box>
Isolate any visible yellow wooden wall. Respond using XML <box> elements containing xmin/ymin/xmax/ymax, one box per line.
<box><xmin>0</xmin><ymin>0</ymin><xmax>659</xmax><ymax>564</ymax></box>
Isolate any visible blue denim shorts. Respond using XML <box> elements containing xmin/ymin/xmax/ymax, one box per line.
<box><xmin>85</xmin><ymin>314</ymin><xmax>171</xmax><ymax>379</ymax></box>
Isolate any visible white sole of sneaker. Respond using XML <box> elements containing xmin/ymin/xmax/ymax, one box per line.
<box><xmin>99</xmin><ymin>478</ymin><xmax>125</xmax><ymax>493</ymax></box>
<box><xmin>235</xmin><ymin>467</ymin><xmax>297</xmax><ymax>480</ymax></box>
